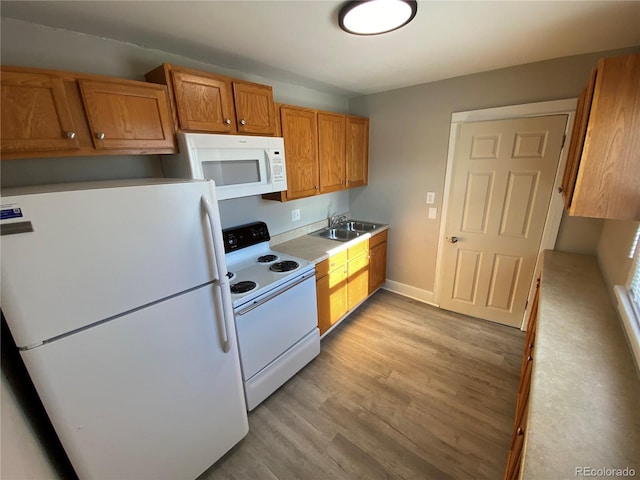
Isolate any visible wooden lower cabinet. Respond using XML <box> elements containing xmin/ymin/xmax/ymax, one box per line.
<box><xmin>368</xmin><ymin>230</ymin><xmax>388</xmax><ymax>294</ymax></box>
<box><xmin>316</xmin><ymin>231</ymin><xmax>388</xmax><ymax>336</ymax></box>
<box><xmin>504</xmin><ymin>278</ymin><xmax>539</xmax><ymax>480</ymax></box>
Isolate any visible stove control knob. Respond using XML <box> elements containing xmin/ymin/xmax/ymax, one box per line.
<box><xmin>227</xmin><ymin>234</ymin><xmax>237</xmax><ymax>247</ymax></box>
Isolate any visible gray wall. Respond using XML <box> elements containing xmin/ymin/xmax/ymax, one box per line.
<box><xmin>0</xmin><ymin>18</ymin><xmax>349</xmax><ymax>234</ymax></box>
<box><xmin>597</xmin><ymin>219</ymin><xmax>639</xmax><ymax>294</ymax></box>
<box><xmin>348</xmin><ymin>46</ymin><xmax>640</xmax><ymax>295</ymax></box>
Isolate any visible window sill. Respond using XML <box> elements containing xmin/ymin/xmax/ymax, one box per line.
<box><xmin>614</xmin><ymin>285</ymin><xmax>640</xmax><ymax>373</ymax></box>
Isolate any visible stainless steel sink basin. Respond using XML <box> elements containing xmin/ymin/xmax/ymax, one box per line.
<box><xmin>341</xmin><ymin>220</ymin><xmax>379</xmax><ymax>232</ymax></box>
<box><xmin>311</xmin><ymin>228</ymin><xmax>362</xmax><ymax>242</ymax></box>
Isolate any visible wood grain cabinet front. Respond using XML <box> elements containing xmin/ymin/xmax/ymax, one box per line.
<box><xmin>504</xmin><ymin>278</ymin><xmax>539</xmax><ymax>480</ymax></box>
<box><xmin>561</xmin><ymin>53</ymin><xmax>640</xmax><ymax>220</ymax></box>
<box><xmin>1</xmin><ymin>66</ymin><xmax>177</xmax><ymax>159</ymax></box>
<box><xmin>264</xmin><ymin>104</ymin><xmax>369</xmax><ymax>202</ymax></box>
<box><xmin>1</xmin><ymin>69</ymin><xmax>80</xmax><ymax>154</ymax></box>
<box><xmin>145</xmin><ymin>64</ymin><xmax>276</xmax><ymax>136</ymax></box>
<box><xmin>368</xmin><ymin>230</ymin><xmax>388</xmax><ymax>294</ymax></box>
<box><xmin>78</xmin><ymin>79</ymin><xmax>175</xmax><ymax>151</ymax></box>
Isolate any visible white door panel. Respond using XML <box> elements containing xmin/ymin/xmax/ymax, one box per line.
<box><xmin>440</xmin><ymin>115</ymin><xmax>567</xmax><ymax>326</ymax></box>
<box><xmin>1</xmin><ymin>181</ymin><xmax>218</xmax><ymax>346</ymax></box>
<box><xmin>21</xmin><ymin>285</ymin><xmax>248</xmax><ymax>480</ymax></box>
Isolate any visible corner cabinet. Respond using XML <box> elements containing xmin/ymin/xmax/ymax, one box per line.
<box><xmin>145</xmin><ymin>63</ymin><xmax>276</xmax><ymax>136</ymax></box>
<box><xmin>368</xmin><ymin>230</ymin><xmax>388</xmax><ymax>294</ymax></box>
<box><xmin>346</xmin><ymin>115</ymin><xmax>369</xmax><ymax>189</ymax></box>
<box><xmin>561</xmin><ymin>53</ymin><xmax>640</xmax><ymax>220</ymax></box>
<box><xmin>1</xmin><ymin>66</ymin><xmax>177</xmax><ymax>159</ymax></box>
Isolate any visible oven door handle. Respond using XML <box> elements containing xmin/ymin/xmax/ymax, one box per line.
<box><xmin>236</xmin><ymin>271</ymin><xmax>314</xmax><ymax>316</ymax></box>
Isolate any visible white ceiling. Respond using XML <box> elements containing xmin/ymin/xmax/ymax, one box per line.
<box><xmin>2</xmin><ymin>0</ymin><xmax>640</xmax><ymax>96</ymax></box>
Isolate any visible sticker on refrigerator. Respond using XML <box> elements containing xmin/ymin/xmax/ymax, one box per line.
<box><xmin>1</xmin><ymin>204</ymin><xmax>24</xmax><ymax>221</ymax></box>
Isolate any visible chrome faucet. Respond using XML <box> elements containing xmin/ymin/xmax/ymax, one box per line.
<box><xmin>329</xmin><ymin>212</ymin><xmax>348</xmax><ymax>228</ymax></box>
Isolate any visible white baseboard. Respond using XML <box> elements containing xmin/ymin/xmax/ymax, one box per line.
<box><xmin>382</xmin><ymin>280</ymin><xmax>438</xmax><ymax>307</ymax></box>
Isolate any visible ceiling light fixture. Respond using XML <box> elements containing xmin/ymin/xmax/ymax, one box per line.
<box><xmin>338</xmin><ymin>0</ymin><xmax>418</xmax><ymax>36</ymax></box>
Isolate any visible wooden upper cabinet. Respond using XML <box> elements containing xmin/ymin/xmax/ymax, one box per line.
<box><xmin>170</xmin><ymin>70</ymin><xmax>235</xmax><ymax>133</ymax></box>
<box><xmin>562</xmin><ymin>53</ymin><xmax>640</xmax><ymax>220</ymax></box>
<box><xmin>2</xmin><ymin>66</ymin><xmax>177</xmax><ymax>159</ymax></box>
<box><xmin>346</xmin><ymin>115</ymin><xmax>369</xmax><ymax>188</ymax></box>
<box><xmin>318</xmin><ymin>112</ymin><xmax>346</xmax><ymax>193</ymax></box>
<box><xmin>1</xmin><ymin>69</ymin><xmax>80</xmax><ymax>154</ymax></box>
<box><xmin>233</xmin><ymin>82</ymin><xmax>276</xmax><ymax>135</ymax></box>
<box><xmin>279</xmin><ymin>105</ymin><xmax>319</xmax><ymax>199</ymax></box>
<box><xmin>145</xmin><ymin>63</ymin><xmax>276</xmax><ymax>136</ymax></box>
<box><xmin>78</xmin><ymin>79</ymin><xmax>175</xmax><ymax>150</ymax></box>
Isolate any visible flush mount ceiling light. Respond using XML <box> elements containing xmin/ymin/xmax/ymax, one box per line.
<box><xmin>339</xmin><ymin>0</ymin><xmax>418</xmax><ymax>35</ymax></box>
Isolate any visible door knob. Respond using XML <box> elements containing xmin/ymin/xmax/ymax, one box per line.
<box><xmin>448</xmin><ymin>236</ymin><xmax>459</xmax><ymax>244</ymax></box>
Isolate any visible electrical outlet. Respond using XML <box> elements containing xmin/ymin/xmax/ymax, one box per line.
<box><xmin>291</xmin><ymin>209</ymin><xmax>301</xmax><ymax>222</ymax></box>
<box><xmin>428</xmin><ymin>207</ymin><xmax>437</xmax><ymax>220</ymax></box>
<box><xmin>426</xmin><ymin>192</ymin><xmax>436</xmax><ymax>204</ymax></box>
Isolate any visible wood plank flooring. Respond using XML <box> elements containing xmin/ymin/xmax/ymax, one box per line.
<box><xmin>199</xmin><ymin>290</ymin><xmax>524</xmax><ymax>480</ymax></box>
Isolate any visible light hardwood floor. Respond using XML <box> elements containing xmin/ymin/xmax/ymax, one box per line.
<box><xmin>200</xmin><ymin>290</ymin><xmax>524</xmax><ymax>480</ymax></box>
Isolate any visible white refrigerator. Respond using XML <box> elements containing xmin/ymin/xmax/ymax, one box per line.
<box><xmin>0</xmin><ymin>179</ymin><xmax>248</xmax><ymax>479</ymax></box>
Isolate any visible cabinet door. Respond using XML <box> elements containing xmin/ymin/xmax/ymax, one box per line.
<box><xmin>171</xmin><ymin>70</ymin><xmax>235</xmax><ymax>133</ymax></box>
<box><xmin>1</xmin><ymin>69</ymin><xmax>80</xmax><ymax>154</ymax></box>
<box><xmin>368</xmin><ymin>231</ymin><xmax>388</xmax><ymax>294</ymax></box>
<box><xmin>347</xmin><ymin>251</ymin><xmax>369</xmax><ymax>311</ymax></box>
<box><xmin>79</xmin><ymin>79</ymin><xmax>176</xmax><ymax>151</ymax></box>
<box><xmin>318</xmin><ymin>112</ymin><xmax>346</xmax><ymax>193</ymax></box>
<box><xmin>316</xmin><ymin>263</ymin><xmax>348</xmax><ymax>335</ymax></box>
<box><xmin>562</xmin><ymin>68</ymin><xmax>596</xmax><ymax>210</ymax></box>
<box><xmin>563</xmin><ymin>53</ymin><xmax>640</xmax><ymax>220</ymax></box>
<box><xmin>280</xmin><ymin>106</ymin><xmax>320</xmax><ymax>199</ymax></box>
<box><xmin>346</xmin><ymin>116</ymin><xmax>369</xmax><ymax>188</ymax></box>
<box><xmin>232</xmin><ymin>81</ymin><xmax>276</xmax><ymax>135</ymax></box>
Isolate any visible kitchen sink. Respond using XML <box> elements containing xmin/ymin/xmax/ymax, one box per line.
<box><xmin>311</xmin><ymin>228</ymin><xmax>363</xmax><ymax>242</ymax></box>
<box><xmin>311</xmin><ymin>220</ymin><xmax>382</xmax><ymax>242</ymax></box>
<box><xmin>341</xmin><ymin>220</ymin><xmax>379</xmax><ymax>232</ymax></box>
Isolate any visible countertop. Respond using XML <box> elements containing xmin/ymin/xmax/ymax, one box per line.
<box><xmin>271</xmin><ymin>223</ymin><xmax>389</xmax><ymax>264</ymax></box>
<box><xmin>523</xmin><ymin>251</ymin><xmax>640</xmax><ymax>479</ymax></box>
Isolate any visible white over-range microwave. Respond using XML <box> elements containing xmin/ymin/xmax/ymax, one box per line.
<box><xmin>162</xmin><ymin>133</ymin><xmax>287</xmax><ymax>200</ymax></box>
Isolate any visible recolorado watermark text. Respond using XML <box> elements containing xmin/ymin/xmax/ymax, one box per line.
<box><xmin>576</xmin><ymin>466</ymin><xmax>636</xmax><ymax>477</ymax></box>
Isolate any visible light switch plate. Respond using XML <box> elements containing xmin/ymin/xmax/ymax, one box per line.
<box><xmin>426</xmin><ymin>192</ymin><xmax>436</xmax><ymax>204</ymax></box>
<box><xmin>428</xmin><ymin>207</ymin><xmax>437</xmax><ymax>219</ymax></box>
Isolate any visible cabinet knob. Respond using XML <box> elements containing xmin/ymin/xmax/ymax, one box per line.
<box><xmin>96</xmin><ymin>132</ymin><xmax>105</xmax><ymax>140</ymax></box>
<box><xmin>558</xmin><ymin>186</ymin><xmax>564</xmax><ymax>193</ymax></box>
<box><xmin>527</xmin><ymin>355</ymin><xmax>533</xmax><ymax>362</ymax></box>
<box><xmin>240</xmin><ymin>119</ymin><xmax>246</xmax><ymax>126</ymax></box>
<box><xmin>347</xmin><ymin>180</ymin><xmax>352</xmax><ymax>184</ymax></box>
<box><xmin>517</xmin><ymin>427</ymin><xmax>524</xmax><ymax>436</ymax></box>
<box><xmin>314</xmin><ymin>185</ymin><xmax>319</xmax><ymax>190</ymax></box>
<box><xmin>66</xmin><ymin>131</ymin><xmax>76</xmax><ymax>139</ymax></box>
<box><xmin>225</xmin><ymin>118</ymin><xmax>232</xmax><ymax>125</ymax></box>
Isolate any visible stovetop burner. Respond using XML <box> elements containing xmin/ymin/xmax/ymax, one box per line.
<box><xmin>257</xmin><ymin>254</ymin><xmax>278</xmax><ymax>263</ymax></box>
<box><xmin>269</xmin><ymin>260</ymin><xmax>299</xmax><ymax>273</ymax></box>
<box><xmin>230</xmin><ymin>281</ymin><xmax>257</xmax><ymax>294</ymax></box>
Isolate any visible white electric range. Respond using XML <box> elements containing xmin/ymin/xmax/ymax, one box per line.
<box><xmin>223</xmin><ymin>222</ymin><xmax>319</xmax><ymax>410</ymax></box>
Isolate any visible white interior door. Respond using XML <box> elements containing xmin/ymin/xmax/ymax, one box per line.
<box><xmin>439</xmin><ymin>115</ymin><xmax>567</xmax><ymax>327</ymax></box>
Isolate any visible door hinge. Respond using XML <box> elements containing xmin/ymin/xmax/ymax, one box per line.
<box><xmin>525</xmin><ymin>299</ymin><xmax>529</xmax><ymax>310</ymax></box>
<box><xmin>561</xmin><ymin>134</ymin><xmax>567</xmax><ymax>149</ymax></box>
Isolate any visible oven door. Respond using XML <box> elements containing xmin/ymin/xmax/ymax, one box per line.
<box><xmin>234</xmin><ymin>270</ymin><xmax>318</xmax><ymax>381</ymax></box>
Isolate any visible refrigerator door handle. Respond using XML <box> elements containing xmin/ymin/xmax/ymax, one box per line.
<box><xmin>201</xmin><ymin>193</ymin><xmax>231</xmax><ymax>353</ymax></box>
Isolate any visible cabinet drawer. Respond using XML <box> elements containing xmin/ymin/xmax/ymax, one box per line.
<box><xmin>347</xmin><ymin>240</ymin><xmax>368</xmax><ymax>259</ymax></box>
<box><xmin>369</xmin><ymin>230</ymin><xmax>388</xmax><ymax>249</ymax></box>
<box><xmin>316</xmin><ymin>250</ymin><xmax>347</xmax><ymax>278</ymax></box>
